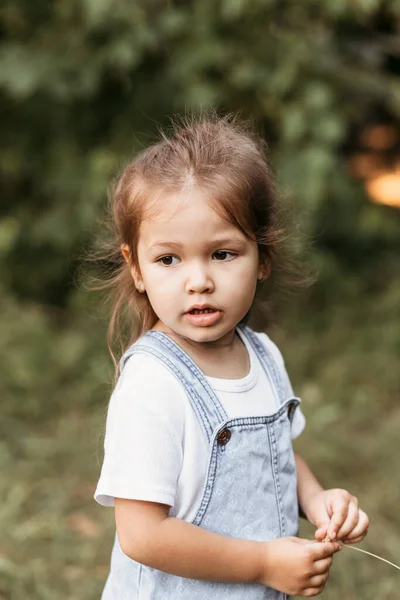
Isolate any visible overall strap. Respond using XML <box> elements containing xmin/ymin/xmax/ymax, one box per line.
<box><xmin>120</xmin><ymin>331</ymin><xmax>228</xmax><ymax>446</ymax></box>
<box><xmin>238</xmin><ymin>325</ymin><xmax>287</xmax><ymax>405</ymax></box>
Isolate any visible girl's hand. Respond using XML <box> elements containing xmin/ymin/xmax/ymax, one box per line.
<box><xmin>258</xmin><ymin>536</ymin><xmax>341</xmax><ymax>597</ymax></box>
<box><xmin>305</xmin><ymin>489</ymin><xmax>369</xmax><ymax>544</ymax></box>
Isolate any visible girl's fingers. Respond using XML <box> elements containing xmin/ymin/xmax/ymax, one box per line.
<box><xmin>327</xmin><ymin>504</ymin><xmax>349</xmax><ymax>539</ymax></box>
<box><xmin>343</xmin><ymin>527</ymin><xmax>369</xmax><ymax>543</ymax></box>
<box><xmin>343</xmin><ymin>535</ymin><xmax>365</xmax><ymax>544</ymax></box>
<box><xmin>340</xmin><ymin>509</ymin><xmax>369</xmax><ymax>543</ymax></box>
<box><xmin>313</xmin><ymin>556</ymin><xmax>333</xmax><ymax>574</ymax></box>
<box><xmin>308</xmin><ymin>572</ymin><xmax>329</xmax><ymax>587</ymax></box>
<box><xmin>309</xmin><ymin>541</ymin><xmax>342</xmax><ymax>560</ymax></box>
<box><xmin>327</xmin><ymin>492</ymin><xmax>358</xmax><ymax>539</ymax></box>
<box><xmin>335</xmin><ymin>501</ymin><xmax>360</xmax><ymax>540</ymax></box>
<box><xmin>314</xmin><ymin>523</ymin><xmax>329</xmax><ymax>541</ymax></box>
<box><xmin>302</xmin><ymin>586</ymin><xmax>326</xmax><ymax>597</ymax></box>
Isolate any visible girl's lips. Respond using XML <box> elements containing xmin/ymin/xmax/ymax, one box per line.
<box><xmin>184</xmin><ymin>310</ymin><xmax>222</xmax><ymax>327</ymax></box>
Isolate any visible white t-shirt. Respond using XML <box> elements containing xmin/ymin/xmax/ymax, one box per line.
<box><xmin>94</xmin><ymin>329</ymin><xmax>305</xmax><ymax>523</ymax></box>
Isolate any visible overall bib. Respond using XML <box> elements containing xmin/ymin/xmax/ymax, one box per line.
<box><xmin>101</xmin><ymin>325</ymin><xmax>300</xmax><ymax>600</ymax></box>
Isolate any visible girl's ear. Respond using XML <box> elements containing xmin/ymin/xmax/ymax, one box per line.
<box><xmin>121</xmin><ymin>244</ymin><xmax>131</xmax><ymax>265</ymax></box>
<box><xmin>257</xmin><ymin>259</ymin><xmax>271</xmax><ymax>281</ymax></box>
<box><xmin>120</xmin><ymin>244</ymin><xmax>145</xmax><ymax>293</ymax></box>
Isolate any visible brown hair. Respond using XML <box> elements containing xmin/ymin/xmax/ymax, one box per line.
<box><xmin>91</xmin><ymin>111</ymin><xmax>307</xmax><ymax>372</ymax></box>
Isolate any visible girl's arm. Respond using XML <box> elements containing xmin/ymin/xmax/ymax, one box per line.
<box><xmin>114</xmin><ymin>496</ymin><xmax>341</xmax><ymax>595</ymax></box>
<box><xmin>294</xmin><ymin>451</ymin><xmax>325</xmax><ymax>520</ymax></box>
<box><xmin>115</xmin><ymin>497</ymin><xmax>263</xmax><ymax>582</ymax></box>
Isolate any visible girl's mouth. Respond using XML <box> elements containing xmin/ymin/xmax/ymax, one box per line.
<box><xmin>184</xmin><ymin>308</ymin><xmax>222</xmax><ymax>327</ymax></box>
<box><xmin>188</xmin><ymin>308</ymin><xmax>216</xmax><ymax>315</ymax></box>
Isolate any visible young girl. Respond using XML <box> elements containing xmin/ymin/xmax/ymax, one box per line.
<box><xmin>94</xmin><ymin>114</ymin><xmax>369</xmax><ymax>599</ymax></box>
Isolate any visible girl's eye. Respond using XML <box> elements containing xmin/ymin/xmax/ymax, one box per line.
<box><xmin>157</xmin><ymin>255</ymin><xmax>180</xmax><ymax>267</ymax></box>
<box><xmin>213</xmin><ymin>250</ymin><xmax>236</xmax><ymax>261</ymax></box>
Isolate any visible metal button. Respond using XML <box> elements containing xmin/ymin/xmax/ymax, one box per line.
<box><xmin>217</xmin><ymin>428</ymin><xmax>231</xmax><ymax>446</ymax></box>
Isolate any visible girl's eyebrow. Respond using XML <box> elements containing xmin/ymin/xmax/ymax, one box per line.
<box><xmin>148</xmin><ymin>237</ymin><xmax>247</xmax><ymax>253</ymax></box>
<box><xmin>149</xmin><ymin>241</ymin><xmax>183</xmax><ymax>251</ymax></box>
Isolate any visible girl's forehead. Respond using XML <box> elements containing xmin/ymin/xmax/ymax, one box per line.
<box><xmin>142</xmin><ymin>186</ymin><xmax>211</xmax><ymax>219</ymax></box>
<box><xmin>139</xmin><ymin>188</ymin><xmax>246</xmax><ymax>243</ymax></box>
<box><xmin>142</xmin><ymin>188</ymin><xmax>229</xmax><ymax>227</ymax></box>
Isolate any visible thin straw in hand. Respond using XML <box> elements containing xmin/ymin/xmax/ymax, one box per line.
<box><xmin>324</xmin><ymin>536</ymin><xmax>400</xmax><ymax>572</ymax></box>
<box><xmin>343</xmin><ymin>544</ymin><xmax>400</xmax><ymax>572</ymax></box>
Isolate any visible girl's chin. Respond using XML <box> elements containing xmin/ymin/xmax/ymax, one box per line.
<box><xmin>181</xmin><ymin>322</ymin><xmax>239</xmax><ymax>345</ymax></box>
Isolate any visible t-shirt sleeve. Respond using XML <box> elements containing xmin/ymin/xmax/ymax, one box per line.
<box><xmin>256</xmin><ymin>332</ymin><xmax>306</xmax><ymax>440</ymax></box>
<box><xmin>94</xmin><ymin>353</ymin><xmax>186</xmax><ymax>507</ymax></box>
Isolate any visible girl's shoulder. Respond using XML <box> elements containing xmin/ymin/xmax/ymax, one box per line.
<box><xmin>117</xmin><ymin>350</ymin><xmax>186</xmax><ymax>400</ymax></box>
<box><xmin>241</xmin><ymin>326</ymin><xmax>286</xmax><ymax>368</ymax></box>
<box><xmin>105</xmin><ymin>351</ymin><xmax>188</xmax><ymax>447</ymax></box>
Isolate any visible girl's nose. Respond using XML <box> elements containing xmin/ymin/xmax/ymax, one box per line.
<box><xmin>185</xmin><ymin>264</ymin><xmax>215</xmax><ymax>294</ymax></box>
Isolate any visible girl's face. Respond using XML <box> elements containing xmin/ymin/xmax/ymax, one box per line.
<box><xmin>128</xmin><ymin>188</ymin><xmax>265</xmax><ymax>346</ymax></box>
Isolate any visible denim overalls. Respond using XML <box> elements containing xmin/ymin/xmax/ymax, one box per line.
<box><xmin>101</xmin><ymin>324</ymin><xmax>300</xmax><ymax>600</ymax></box>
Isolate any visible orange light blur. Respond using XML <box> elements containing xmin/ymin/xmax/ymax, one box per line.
<box><xmin>366</xmin><ymin>170</ymin><xmax>400</xmax><ymax>207</ymax></box>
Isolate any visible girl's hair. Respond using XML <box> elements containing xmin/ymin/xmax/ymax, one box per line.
<box><xmin>91</xmin><ymin>111</ymin><xmax>308</xmax><ymax>372</ymax></box>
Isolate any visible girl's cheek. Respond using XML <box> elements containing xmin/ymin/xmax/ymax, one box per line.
<box><xmin>234</xmin><ymin>260</ymin><xmax>259</xmax><ymax>280</ymax></box>
<box><xmin>147</xmin><ymin>265</ymin><xmax>178</xmax><ymax>285</ymax></box>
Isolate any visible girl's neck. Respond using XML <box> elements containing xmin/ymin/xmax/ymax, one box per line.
<box><xmin>150</xmin><ymin>323</ymin><xmax>250</xmax><ymax>379</ymax></box>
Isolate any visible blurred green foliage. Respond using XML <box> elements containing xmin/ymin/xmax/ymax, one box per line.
<box><xmin>0</xmin><ymin>1</ymin><xmax>399</xmax><ymax>598</ymax></box>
